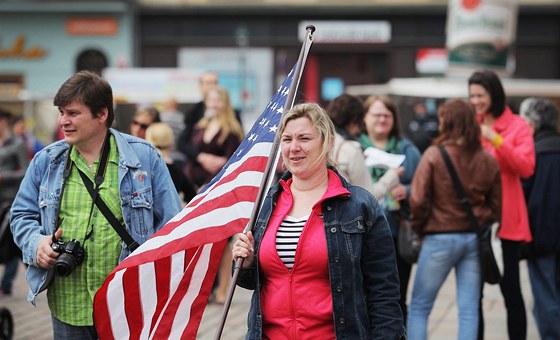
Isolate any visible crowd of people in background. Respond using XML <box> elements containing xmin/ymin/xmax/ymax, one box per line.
<box><xmin>1</xmin><ymin>67</ymin><xmax>559</xmax><ymax>340</ymax></box>
<box><xmin>0</xmin><ymin>108</ymin><xmax>29</xmax><ymax>297</ymax></box>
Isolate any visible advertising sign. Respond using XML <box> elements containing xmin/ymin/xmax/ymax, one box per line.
<box><xmin>446</xmin><ymin>0</ymin><xmax>518</xmax><ymax>76</ymax></box>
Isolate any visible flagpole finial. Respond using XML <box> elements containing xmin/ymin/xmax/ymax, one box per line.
<box><xmin>306</xmin><ymin>25</ymin><xmax>316</xmax><ymax>35</ymax></box>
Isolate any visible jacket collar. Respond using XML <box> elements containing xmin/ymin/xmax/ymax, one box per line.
<box><xmin>277</xmin><ymin>168</ymin><xmax>351</xmax><ymax>203</ymax></box>
<box><xmin>535</xmin><ymin>129</ymin><xmax>560</xmax><ymax>154</ymax></box>
<box><xmin>492</xmin><ymin>106</ymin><xmax>514</xmax><ymax>133</ymax></box>
<box><xmin>43</xmin><ymin>129</ymin><xmax>141</xmax><ymax>168</ymax></box>
<box><xmin>111</xmin><ymin>128</ymin><xmax>141</xmax><ymax>168</ymax></box>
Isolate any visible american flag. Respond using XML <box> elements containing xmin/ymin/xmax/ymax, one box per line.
<box><xmin>93</xmin><ymin>66</ymin><xmax>296</xmax><ymax>340</ymax></box>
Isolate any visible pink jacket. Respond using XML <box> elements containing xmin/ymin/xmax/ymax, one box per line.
<box><xmin>480</xmin><ymin>107</ymin><xmax>535</xmax><ymax>242</ymax></box>
<box><xmin>258</xmin><ymin>173</ymin><xmax>349</xmax><ymax>340</ymax></box>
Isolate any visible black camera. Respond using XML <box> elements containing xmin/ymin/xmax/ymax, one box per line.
<box><xmin>51</xmin><ymin>238</ymin><xmax>85</xmax><ymax>277</ymax></box>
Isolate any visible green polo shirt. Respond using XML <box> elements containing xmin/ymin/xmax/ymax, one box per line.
<box><xmin>48</xmin><ymin>135</ymin><xmax>122</xmax><ymax>326</ymax></box>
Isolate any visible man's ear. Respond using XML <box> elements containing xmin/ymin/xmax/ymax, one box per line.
<box><xmin>97</xmin><ymin>107</ymin><xmax>109</xmax><ymax>124</ymax></box>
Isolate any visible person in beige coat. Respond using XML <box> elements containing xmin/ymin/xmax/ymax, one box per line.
<box><xmin>327</xmin><ymin>93</ymin><xmax>401</xmax><ymax>200</ymax></box>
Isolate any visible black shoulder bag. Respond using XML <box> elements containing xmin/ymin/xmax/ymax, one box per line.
<box><xmin>439</xmin><ymin>145</ymin><xmax>503</xmax><ymax>284</ymax></box>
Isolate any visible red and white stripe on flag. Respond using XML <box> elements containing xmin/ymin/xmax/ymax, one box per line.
<box><xmin>93</xmin><ymin>66</ymin><xmax>296</xmax><ymax>340</ymax></box>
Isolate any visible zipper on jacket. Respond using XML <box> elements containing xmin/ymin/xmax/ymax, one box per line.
<box><xmin>289</xmin><ymin>273</ymin><xmax>296</xmax><ymax>339</ymax></box>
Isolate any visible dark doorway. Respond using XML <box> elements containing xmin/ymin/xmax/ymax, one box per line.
<box><xmin>76</xmin><ymin>49</ymin><xmax>108</xmax><ymax>75</ymax></box>
<box><xmin>301</xmin><ymin>52</ymin><xmax>389</xmax><ymax>107</ymax></box>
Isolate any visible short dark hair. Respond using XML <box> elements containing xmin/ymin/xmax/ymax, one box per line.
<box><xmin>0</xmin><ymin>108</ymin><xmax>13</xmax><ymax>121</ymax></box>
<box><xmin>468</xmin><ymin>69</ymin><xmax>506</xmax><ymax>118</ymax></box>
<box><xmin>134</xmin><ymin>106</ymin><xmax>161</xmax><ymax>124</ymax></box>
<box><xmin>53</xmin><ymin>70</ymin><xmax>114</xmax><ymax>127</ymax></box>
<box><xmin>326</xmin><ymin>93</ymin><xmax>364</xmax><ymax>130</ymax></box>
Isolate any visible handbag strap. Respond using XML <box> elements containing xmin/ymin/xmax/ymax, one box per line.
<box><xmin>438</xmin><ymin>145</ymin><xmax>479</xmax><ymax>231</ymax></box>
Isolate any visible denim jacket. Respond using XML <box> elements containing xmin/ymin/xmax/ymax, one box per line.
<box><xmin>236</xmin><ymin>170</ymin><xmax>405</xmax><ymax>340</ymax></box>
<box><xmin>10</xmin><ymin>129</ymin><xmax>182</xmax><ymax>304</ymax></box>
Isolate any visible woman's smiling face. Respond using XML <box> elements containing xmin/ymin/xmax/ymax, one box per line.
<box><xmin>281</xmin><ymin>117</ymin><xmax>325</xmax><ymax>179</ymax></box>
<box><xmin>469</xmin><ymin>84</ymin><xmax>492</xmax><ymax>116</ymax></box>
<box><xmin>364</xmin><ymin>100</ymin><xmax>394</xmax><ymax>139</ymax></box>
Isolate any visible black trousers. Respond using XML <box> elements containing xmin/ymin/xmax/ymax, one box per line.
<box><xmin>478</xmin><ymin>239</ymin><xmax>527</xmax><ymax>340</ymax></box>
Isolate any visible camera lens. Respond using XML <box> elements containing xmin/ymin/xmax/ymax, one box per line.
<box><xmin>54</xmin><ymin>254</ymin><xmax>77</xmax><ymax>277</ymax></box>
<box><xmin>53</xmin><ymin>239</ymin><xmax>85</xmax><ymax>277</ymax></box>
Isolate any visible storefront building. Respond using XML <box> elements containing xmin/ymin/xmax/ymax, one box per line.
<box><xmin>0</xmin><ymin>1</ymin><xmax>134</xmax><ymax>141</ymax></box>
<box><xmin>136</xmin><ymin>0</ymin><xmax>560</xmax><ymax>111</ymax></box>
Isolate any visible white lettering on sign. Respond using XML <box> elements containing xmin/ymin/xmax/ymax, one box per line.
<box><xmin>299</xmin><ymin>21</ymin><xmax>391</xmax><ymax>44</ymax></box>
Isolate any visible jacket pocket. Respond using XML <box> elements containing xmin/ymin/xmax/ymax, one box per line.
<box><xmin>38</xmin><ymin>187</ymin><xmax>59</xmax><ymax>234</ymax></box>
<box><xmin>126</xmin><ymin>186</ymin><xmax>153</xmax><ymax>237</ymax></box>
<box><xmin>340</xmin><ymin>218</ymin><xmax>365</xmax><ymax>262</ymax></box>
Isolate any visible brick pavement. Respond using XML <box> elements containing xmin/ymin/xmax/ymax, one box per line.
<box><xmin>1</xmin><ymin>261</ymin><xmax>538</xmax><ymax>339</ymax></box>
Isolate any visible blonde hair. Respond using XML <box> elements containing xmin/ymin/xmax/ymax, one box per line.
<box><xmin>145</xmin><ymin>122</ymin><xmax>174</xmax><ymax>150</ymax></box>
<box><xmin>279</xmin><ymin>102</ymin><xmax>336</xmax><ymax>168</ymax></box>
<box><xmin>198</xmin><ymin>86</ymin><xmax>244</xmax><ymax>145</ymax></box>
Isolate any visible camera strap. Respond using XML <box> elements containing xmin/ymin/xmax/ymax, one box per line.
<box><xmin>75</xmin><ymin>132</ymin><xmax>139</xmax><ymax>252</ymax></box>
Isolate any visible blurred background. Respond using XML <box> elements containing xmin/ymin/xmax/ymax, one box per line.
<box><xmin>1</xmin><ymin>0</ymin><xmax>559</xmax><ymax>144</ymax></box>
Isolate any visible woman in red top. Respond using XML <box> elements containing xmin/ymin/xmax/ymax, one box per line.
<box><xmin>468</xmin><ymin>69</ymin><xmax>535</xmax><ymax>340</ymax></box>
<box><xmin>233</xmin><ymin>103</ymin><xmax>404</xmax><ymax>339</ymax></box>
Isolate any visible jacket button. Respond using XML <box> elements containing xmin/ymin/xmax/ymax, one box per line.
<box><xmin>330</xmin><ymin>227</ymin><xmax>336</xmax><ymax>233</ymax></box>
<box><xmin>340</xmin><ymin>317</ymin><xmax>345</xmax><ymax>324</ymax></box>
<box><xmin>326</xmin><ymin>206</ymin><xmax>333</xmax><ymax>211</ymax></box>
<box><xmin>336</xmin><ymin>287</ymin><xmax>342</xmax><ymax>292</ymax></box>
<box><xmin>334</xmin><ymin>256</ymin><xmax>339</xmax><ymax>262</ymax></box>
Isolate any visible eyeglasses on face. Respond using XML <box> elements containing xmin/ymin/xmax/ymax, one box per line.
<box><xmin>132</xmin><ymin>120</ymin><xmax>150</xmax><ymax>130</ymax></box>
<box><xmin>369</xmin><ymin>113</ymin><xmax>393</xmax><ymax>120</ymax></box>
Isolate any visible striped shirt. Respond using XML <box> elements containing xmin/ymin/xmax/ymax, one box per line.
<box><xmin>276</xmin><ymin>215</ymin><xmax>309</xmax><ymax>269</ymax></box>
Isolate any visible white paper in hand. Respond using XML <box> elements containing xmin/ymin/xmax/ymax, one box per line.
<box><xmin>364</xmin><ymin>147</ymin><xmax>406</xmax><ymax>169</ymax></box>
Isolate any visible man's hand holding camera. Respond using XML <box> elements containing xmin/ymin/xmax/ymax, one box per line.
<box><xmin>37</xmin><ymin>228</ymin><xmax>63</xmax><ymax>269</ymax></box>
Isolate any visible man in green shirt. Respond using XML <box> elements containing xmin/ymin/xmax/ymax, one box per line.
<box><xmin>11</xmin><ymin>70</ymin><xmax>182</xmax><ymax>339</ymax></box>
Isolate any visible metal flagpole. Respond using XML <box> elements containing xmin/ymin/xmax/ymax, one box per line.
<box><xmin>213</xmin><ymin>25</ymin><xmax>315</xmax><ymax>340</ymax></box>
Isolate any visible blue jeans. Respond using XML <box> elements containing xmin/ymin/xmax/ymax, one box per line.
<box><xmin>51</xmin><ymin>315</ymin><xmax>98</xmax><ymax>340</ymax></box>
<box><xmin>528</xmin><ymin>253</ymin><xmax>560</xmax><ymax>340</ymax></box>
<box><xmin>408</xmin><ymin>233</ymin><xmax>480</xmax><ymax>340</ymax></box>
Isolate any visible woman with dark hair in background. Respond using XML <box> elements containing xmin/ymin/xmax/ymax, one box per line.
<box><xmin>468</xmin><ymin>69</ymin><xmax>535</xmax><ymax>340</ymax></box>
<box><xmin>407</xmin><ymin>99</ymin><xmax>501</xmax><ymax>340</ymax></box>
